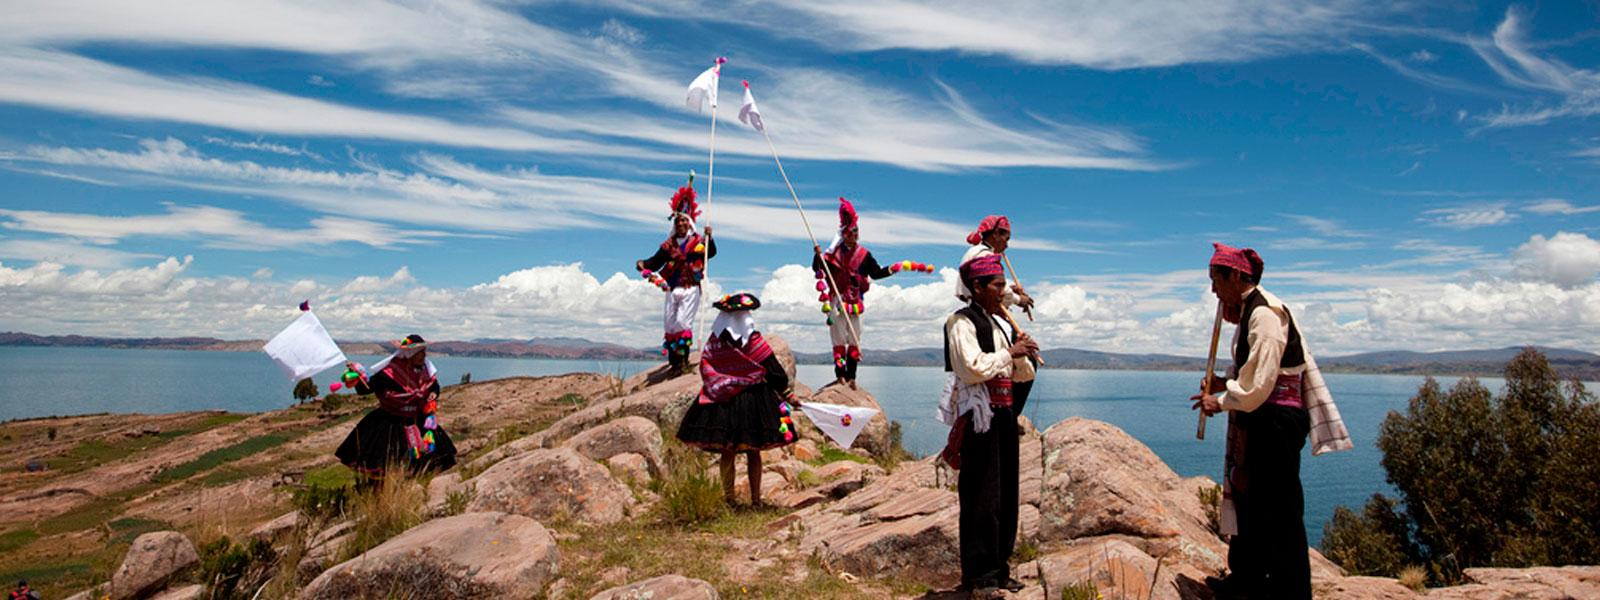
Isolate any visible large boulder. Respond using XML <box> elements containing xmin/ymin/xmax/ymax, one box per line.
<box><xmin>466</xmin><ymin>448</ymin><xmax>636</xmax><ymax>526</ymax></box>
<box><xmin>301</xmin><ymin>512</ymin><xmax>558</xmax><ymax>600</ymax></box>
<box><xmin>792</xmin><ymin>385</ymin><xmax>892</xmax><ymax>458</ymax></box>
<box><xmin>562</xmin><ymin>416</ymin><xmax>664</xmax><ymax>476</ymax></box>
<box><xmin>1036</xmin><ymin>418</ymin><xmax>1227</xmax><ymax>570</ymax></box>
<box><xmin>590</xmin><ymin>575</ymin><xmax>718</xmax><ymax>600</ymax></box>
<box><xmin>110</xmin><ymin>531</ymin><xmax>199</xmax><ymax>600</ymax></box>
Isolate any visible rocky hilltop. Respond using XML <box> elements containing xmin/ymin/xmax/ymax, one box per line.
<box><xmin>7</xmin><ymin>335</ymin><xmax>1596</xmax><ymax>599</ymax></box>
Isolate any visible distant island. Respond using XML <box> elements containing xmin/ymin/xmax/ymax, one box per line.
<box><xmin>2</xmin><ymin>331</ymin><xmax>1597</xmax><ymax>380</ymax></box>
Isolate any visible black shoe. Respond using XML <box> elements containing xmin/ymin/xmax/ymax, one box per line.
<box><xmin>1000</xmin><ymin>577</ymin><xmax>1025</xmax><ymax>592</ymax></box>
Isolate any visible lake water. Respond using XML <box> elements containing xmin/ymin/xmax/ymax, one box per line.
<box><xmin>0</xmin><ymin>345</ymin><xmax>1512</xmax><ymax>546</ymax></box>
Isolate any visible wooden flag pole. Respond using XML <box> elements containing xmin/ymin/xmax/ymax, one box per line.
<box><xmin>1000</xmin><ymin>253</ymin><xmax>1035</xmax><ymax>321</ymax></box>
<box><xmin>753</xmin><ymin>106</ymin><xmax>860</xmax><ymax>346</ymax></box>
<box><xmin>999</xmin><ymin>253</ymin><xmax>1043</xmax><ymax>365</ymax></box>
<box><xmin>695</xmin><ymin>58</ymin><xmax>724</xmax><ymax>346</ymax></box>
<box><xmin>1198</xmin><ymin>301</ymin><xmax>1224</xmax><ymax>440</ymax></box>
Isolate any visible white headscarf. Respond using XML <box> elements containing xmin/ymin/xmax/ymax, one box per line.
<box><xmin>710</xmin><ymin>310</ymin><xmax>756</xmax><ymax>344</ymax></box>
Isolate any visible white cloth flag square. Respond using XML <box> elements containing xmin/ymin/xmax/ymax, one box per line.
<box><xmin>263</xmin><ymin>311</ymin><xmax>346</xmax><ymax>381</ymax></box>
<box><xmin>799</xmin><ymin>402</ymin><xmax>880</xmax><ymax>449</ymax></box>
<box><xmin>685</xmin><ymin>61</ymin><xmax>722</xmax><ymax>112</ymax></box>
<box><xmin>738</xmin><ymin>82</ymin><xmax>764</xmax><ymax>132</ymax></box>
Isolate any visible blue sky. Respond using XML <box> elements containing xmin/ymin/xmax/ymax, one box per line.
<box><xmin>0</xmin><ymin>1</ymin><xmax>1597</xmax><ymax>355</ymax></box>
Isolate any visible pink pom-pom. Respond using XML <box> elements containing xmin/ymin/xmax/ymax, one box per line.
<box><xmin>815</xmin><ymin>281</ymin><xmax>826</xmax><ymax>292</ymax></box>
<box><xmin>329</xmin><ymin>382</ymin><xmax>343</xmax><ymax>392</ymax></box>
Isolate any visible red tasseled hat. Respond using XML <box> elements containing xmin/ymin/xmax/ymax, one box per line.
<box><xmin>838</xmin><ymin>197</ymin><xmax>858</xmax><ymax>231</ymax></box>
<box><xmin>669</xmin><ymin>185</ymin><xmax>700</xmax><ymax>222</ymax></box>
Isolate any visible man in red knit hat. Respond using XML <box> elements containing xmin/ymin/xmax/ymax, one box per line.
<box><xmin>637</xmin><ymin>182</ymin><xmax>717</xmax><ymax>375</ymax></box>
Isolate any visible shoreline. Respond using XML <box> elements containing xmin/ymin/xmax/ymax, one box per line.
<box><xmin>5</xmin><ymin>343</ymin><xmax>1595</xmax><ymax>380</ymax></box>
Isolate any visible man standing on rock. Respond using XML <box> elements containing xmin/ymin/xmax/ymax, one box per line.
<box><xmin>637</xmin><ymin>181</ymin><xmax>717</xmax><ymax>375</ymax></box>
<box><xmin>940</xmin><ymin>254</ymin><xmax>1038</xmax><ymax>599</ymax></box>
<box><xmin>812</xmin><ymin>197</ymin><xmax>933</xmax><ymax>389</ymax></box>
<box><xmin>1191</xmin><ymin>243</ymin><xmax>1343</xmax><ymax>600</ymax></box>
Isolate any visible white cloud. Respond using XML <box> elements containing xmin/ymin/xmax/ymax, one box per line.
<box><xmin>1472</xmin><ymin>7</ymin><xmax>1600</xmax><ymax>127</ymax></box>
<box><xmin>699</xmin><ymin>0</ymin><xmax>1377</xmax><ymax>69</ymax></box>
<box><xmin>1409</xmin><ymin>49</ymin><xmax>1438</xmax><ymax>63</ymax></box>
<box><xmin>1420</xmin><ymin>204</ymin><xmax>1518</xmax><ymax>229</ymax></box>
<box><xmin>1524</xmin><ymin>199</ymin><xmax>1600</xmax><ymax>216</ymax></box>
<box><xmin>202</xmin><ymin>136</ymin><xmax>322</xmax><ymax>161</ymax></box>
<box><xmin>1</xmin><ymin>138</ymin><xmax>1072</xmax><ymax>251</ymax></box>
<box><xmin>1513</xmin><ymin>232</ymin><xmax>1600</xmax><ymax>288</ymax></box>
<box><xmin>0</xmin><ymin>238</ymin><xmax>161</xmax><ymax>269</ymax></box>
<box><xmin>0</xmin><ymin>2</ymin><xmax>1160</xmax><ymax>173</ymax></box>
<box><xmin>2</xmin><ymin>254</ymin><xmax>1597</xmax><ymax>356</ymax></box>
<box><xmin>0</xmin><ymin>202</ymin><xmax>448</xmax><ymax>251</ymax></box>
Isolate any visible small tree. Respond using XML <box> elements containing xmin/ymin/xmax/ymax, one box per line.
<box><xmin>1322</xmin><ymin>348</ymin><xmax>1598</xmax><ymax>582</ymax></box>
<box><xmin>293</xmin><ymin>378</ymin><xmax>319</xmax><ymax>403</ymax></box>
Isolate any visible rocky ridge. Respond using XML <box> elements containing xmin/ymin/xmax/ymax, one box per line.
<box><xmin>62</xmin><ymin>335</ymin><xmax>1600</xmax><ymax>599</ymax></box>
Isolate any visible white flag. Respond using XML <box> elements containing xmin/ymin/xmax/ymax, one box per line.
<box><xmin>685</xmin><ymin>58</ymin><xmax>725</xmax><ymax>113</ymax></box>
<box><xmin>738</xmin><ymin>80</ymin><xmax>764</xmax><ymax>132</ymax></box>
<box><xmin>263</xmin><ymin>310</ymin><xmax>347</xmax><ymax>382</ymax></box>
<box><xmin>799</xmin><ymin>402</ymin><xmax>880</xmax><ymax>449</ymax></box>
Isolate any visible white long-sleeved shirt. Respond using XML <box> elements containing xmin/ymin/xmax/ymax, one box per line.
<box><xmin>945</xmin><ymin>311</ymin><xmax>1035</xmax><ymax>385</ymax></box>
<box><xmin>1221</xmin><ymin>287</ymin><xmax>1307</xmax><ymax>412</ymax></box>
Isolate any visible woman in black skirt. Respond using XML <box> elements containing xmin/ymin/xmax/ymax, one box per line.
<box><xmin>677</xmin><ymin>293</ymin><xmax>797</xmax><ymax>505</ymax></box>
<box><xmin>336</xmin><ymin>334</ymin><xmax>457</xmax><ymax>482</ymax></box>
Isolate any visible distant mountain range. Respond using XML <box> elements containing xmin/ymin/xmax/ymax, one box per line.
<box><xmin>3</xmin><ymin>332</ymin><xmax>1596</xmax><ymax>379</ymax></box>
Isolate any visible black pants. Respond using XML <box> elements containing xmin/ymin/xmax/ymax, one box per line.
<box><xmin>1227</xmin><ymin>404</ymin><xmax>1312</xmax><ymax>599</ymax></box>
<box><xmin>1011</xmin><ymin>379</ymin><xmax>1034</xmax><ymax>416</ymax></box>
<box><xmin>958</xmin><ymin>405</ymin><xmax>1019</xmax><ymax>587</ymax></box>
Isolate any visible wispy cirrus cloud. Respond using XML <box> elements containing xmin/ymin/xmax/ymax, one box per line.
<box><xmin>1471</xmin><ymin>7</ymin><xmax>1600</xmax><ymax>128</ymax></box>
<box><xmin>638</xmin><ymin>0</ymin><xmax>1386</xmax><ymax>70</ymax></box>
<box><xmin>1420</xmin><ymin>203</ymin><xmax>1518</xmax><ymax>229</ymax></box>
<box><xmin>0</xmin><ymin>203</ymin><xmax>451</xmax><ymax>251</ymax></box>
<box><xmin>0</xmin><ymin>1</ymin><xmax>1162</xmax><ymax>173</ymax></box>
<box><xmin>1524</xmin><ymin>198</ymin><xmax>1600</xmax><ymax>216</ymax></box>
<box><xmin>0</xmin><ymin>137</ymin><xmax>1071</xmax><ymax>251</ymax></box>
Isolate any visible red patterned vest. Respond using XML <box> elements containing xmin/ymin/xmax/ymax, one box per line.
<box><xmin>659</xmin><ymin>233</ymin><xmax>706</xmax><ymax>288</ymax></box>
<box><xmin>823</xmin><ymin>245</ymin><xmax>871</xmax><ymax>305</ymax></box>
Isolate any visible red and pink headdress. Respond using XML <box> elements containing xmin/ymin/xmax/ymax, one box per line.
<box><xmin>966</xmin><ymin>215</ymin><xmax>1011</xmax><ymax>245</ymax></box>
<box><xmin>838</xmin><ymin>197</ymin><xmax>859</xmax><ymax>232</ymax></box>
<box><xmin>669</xmin><ymin>185</ymin><xmax>700</xmax><ymax>224</ymax></box>
<box><xmin>959</xmin><ymin>254</ymin><xmax>1005</xmax><ymax>289</ymax></box>
<box><xmin>1210</xmin><ymin>242</ymin><xmax>1262</xmax><ymax>278</ymax></box>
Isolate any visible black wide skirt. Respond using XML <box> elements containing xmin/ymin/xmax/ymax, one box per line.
<box><xmin>676</xmin><ymin>385</ymin><xmax>796</xmax><ymax>453</ymax></box>
<box><xmin>335</xmin><ymin>408</ymin><xmax>457</xmax><ymax>477</ymax></box>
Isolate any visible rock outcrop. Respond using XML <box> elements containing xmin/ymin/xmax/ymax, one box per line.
<box><xmin>109</xmin><ymin>531</ymin><xmax>198</xmax><ymax>600</ymax></box>
<box><xmin>590</xmin><ymin>575</ymin><xmax>719</xmax><ymax>600</ymax></box>
<box><xmin>466</xmin><ymin>447</ymin><xmax>635</xmax><ymax>526</ymax></box>
<box><xmin>561</xmin><ymin>415</ymin><xmax>664</xmax><ymax>476</ymax></box>
<box><xmin>301</xmin><ymin>512</ymin><xmax>559</xmax><ymax>600</ymax></box>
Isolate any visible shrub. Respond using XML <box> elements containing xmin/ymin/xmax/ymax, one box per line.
<box><xmin>1322</xmin><ymin>349</ymin><xmax>1599</xmax><ymax>582</ymax></box>
<box><xmin>1320</xmin><ymin>495</ymin><xmax>1413</xmax><ymax>576</ymax></box>
<box><xmin>197</xmin><ymin>536</ymin><xmax>275</xmax><ymax>600</ymax></box>
<box><xmin>1197</xmin><ymin>485</ymin><xmax>1222</xmax><ymax>536</ymax></box>
<box><xmin>292</xmin><ymin>466</ymin><xmax>355</xmax><ymax>519</ymax></box>
<box><xmin>1059</xmin><ymin>580</ymin><xmax>1101</xmax><ymax>600</ymax></box>
<box><xmin>292</xmin><ymin>378</ymin><xmax>318</xmax><ymax>403</ymax></box>
<box><xmin>1398</xmin><ymin>566</ymin><xmax>1428</xmax><ymax>592</ymax></box>
<box><xmin>340</xmin><ymin>467</ymin><xmax>426</xmax><ymax>561</ymax></box>
<box><xmin>652</xmin><ymin>440</ymin><xmax>728</xmax><ymax>525</ymax></box>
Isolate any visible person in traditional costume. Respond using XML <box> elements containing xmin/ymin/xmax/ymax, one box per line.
<box><xmin>637</xmin><ymin>183</ymin><xmax>717</xmax><ymax>375</ymax></box>
<box><xmin>1191</xmin><ymin>243</ymin><xmax>1351</xmax><ymax>600</ymax></box>
<box><xmin>810</xmin><ymin>197</ymin><xmax>932</xmax><ymax>389</ymax></box>
<box><xmin>955</xmin><ymin>214</ymin><xmax>1041</xmax><ymax>413</ymax></box>
<box><xmin>676</xmin><ymin>293</ymin><xmax>798</xmax><ymax>506</ymax></box>
<box><xmin>335</xmin><ymin>335</ymin><xmax>457</xmax><ymax>483</ymax></box>
<box><xmin>938</xmin><ymin>255</ymin><xmax>1038</xmax><ymax>598</ymax></box>
<box><xmin>956</xmin><ymin>215</ymin><xmax>1035</xmax><ymax>312</ymax></box>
